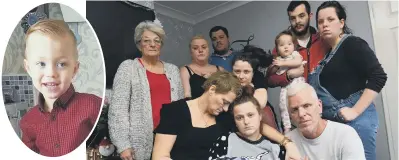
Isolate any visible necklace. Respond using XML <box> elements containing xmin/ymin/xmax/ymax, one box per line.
<box><xmin>141</xmin><ymin>58</ymin><xmax>165</xmax><ymax>73</ymax></box>
<box><xmin>197</xmin><ymin>98</ymin><xmax>209</xmax><ymax>127</ymax></box>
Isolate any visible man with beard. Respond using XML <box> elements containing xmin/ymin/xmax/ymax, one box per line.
<box><xmin>267</xmin><ymin>1</ymin><xmax>328</xmax><ymax>87</ymax></box>
<box><xmin>208</xmin><ymin>26</ymin><xmax>242</xmax><ymax>72</ymax></box>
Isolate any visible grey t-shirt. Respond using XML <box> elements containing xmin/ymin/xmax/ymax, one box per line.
<box><xmin>208</xmin><ymin>132</ymin><xmax>282</xmax><ymax>160</ymax></box>
<box><xmin>286</xmin><ymin>120</ymin><xmax>366</xmax><ymax>160</ymax></box>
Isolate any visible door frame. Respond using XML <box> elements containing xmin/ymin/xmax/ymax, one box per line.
<box><xmin>368</xmin><ymin>1</ymin><xmax>398</xmax><ymax>160</ymax></box>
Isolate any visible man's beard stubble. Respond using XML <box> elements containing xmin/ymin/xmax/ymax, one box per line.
<box><xmin>291</xmin><ymin>19</ymin><xmax>311</xmax><ymax>37</ymax></box>
<box><xmin>213</xmin><ymin>43</ymin><xmax>230</xmax><ymax>56</ymax></box>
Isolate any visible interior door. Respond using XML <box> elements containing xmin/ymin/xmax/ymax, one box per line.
<box><xmin>368</xmin><ymin>1</ymin><xmax>398</xmax><ymax>160</ymax></box>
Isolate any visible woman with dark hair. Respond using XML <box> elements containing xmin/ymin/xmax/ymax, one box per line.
<box><xmin>231</xmin><ymin>45</ymin><xmax>279</xmax><ymax>130</ymax></box>
<box><xmin>232</xmin><ymin>45</ymin><xmax>272</xmax><ymax>107</ymax></box>
<box><xmin>311</xmin><ymin>1</ymin><xmax>387</xmax><ymax>160</ymax></box>
<box><xmin>208</xmin><ymin>85</ymin><xmax>284</xmax><ymax>160</ymax></box>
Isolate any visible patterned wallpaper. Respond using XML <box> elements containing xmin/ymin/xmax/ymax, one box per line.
<box><xmin>2</xmin><ymin>3</ymin><xmax>105</xmax><ymax>101</ymax></box>
<box><xmin>105</xmin><ymin>1</ymin><xmax>193</xmax><ymax>101</ymax></box>
<box><xmin>129</xmin><ymin>0</ymin><xmax>154</xmax><ymax>9</ymax></box>
<box><xmin>128</xmin><ymin>0</ymin><xmax>193</xmax><ymax>67</ymax></box>
<box><xmin>156</xmin><ymin>13</ymin><xmax>194</xmax><ymax>67</ymax></box>
<box><xmin>2</xmin><ymin>20</ymin><xmax>25</xmax><ymax>74</ymax></box>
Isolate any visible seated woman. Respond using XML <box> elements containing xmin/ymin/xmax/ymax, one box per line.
<box><xmin>232</xmin><ymin>45</ymin><xmax>279</xmax><ymax>130</ymax></box>
<box><xmin>209</xmin><ymin>86</ymin><xmax>284</xmax><ymax>160</ymax></box>
<box><xmin>152</xmin><ymin>71</ymin><xmax>302</xmax><ymax>160</ymax></box>
<box><xmin>180</xmin><ymin>35</ymin><xmax>224</xmax><ymax>99</ymax></box>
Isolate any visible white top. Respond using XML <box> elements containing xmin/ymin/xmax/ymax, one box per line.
<box><xmin>276</xmin><ymin>51</ymin><xmax>302</xmax><ymax>75</ymax></box>
<box><xmin>286</xmin><ymin>120</ymin><xmax>366</xmax><ymax>160</ymax></box>
<box><xmin>297</xmin><ymin>36</ymin><xmax>311</xmax><ymax>48</ymax></box>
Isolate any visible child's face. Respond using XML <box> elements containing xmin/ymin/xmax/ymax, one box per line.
<box><xmin>24</xmin><ymin>32</ymin><xmax>79</xmax><ymax>101</ymax></box>
<box><xmin>277</xmin><ymin>34</ymin><xmax>295</xmax><ymax>57</ymax></box>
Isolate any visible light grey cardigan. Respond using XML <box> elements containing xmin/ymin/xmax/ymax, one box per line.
<box><xmin>108</xmin><ymin>58</ymin><xmax>184</xmax><ymax>160</ymax></box>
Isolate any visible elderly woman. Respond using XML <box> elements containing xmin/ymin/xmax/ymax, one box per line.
<box><xmin>180</xmin><ymin>35</ymin><xmax>224</xmax><ymax>99</ymax></box>
<box><xmin>108</xmin><ymin>20</ymin><xmax>184</xmax><ymax>160</ymax></box>
<box><xmin>311</xmin><ymin>1</ymin><xmax>387</xmax><ymax>160</ymax></box>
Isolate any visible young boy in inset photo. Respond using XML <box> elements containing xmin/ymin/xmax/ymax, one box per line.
<box><xmin>19</xmin><ymin>19</ymin><xmax>102</xmax><ymax>157</ymax></box>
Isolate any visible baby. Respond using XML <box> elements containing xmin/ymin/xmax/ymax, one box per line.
<box><xmin>273</xmin><ymin>30</ymin><xmax>306</xmax><ymax>134</ymax></box>
<box><xmin>273</xmin><ymin>30</ymin><xmax>306</xmax><ymax>77</ymax></box>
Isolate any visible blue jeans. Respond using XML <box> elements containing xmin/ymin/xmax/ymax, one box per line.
<box><xmin>321</xmin><ymin>90</ymin><xmax>378</xmax><ymax>160</ymax></box>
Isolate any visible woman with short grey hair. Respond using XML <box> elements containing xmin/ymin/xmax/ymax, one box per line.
<box><xmin>108</xmin><ymin>20</ymin><xmax>184</xmax><ymax>160</ymax></box>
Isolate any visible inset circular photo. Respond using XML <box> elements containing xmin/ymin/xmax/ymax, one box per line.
<box><xmin>2</xmin><ymin>2</ymin><xmax>105</xmax><ymax>157</ymax></box>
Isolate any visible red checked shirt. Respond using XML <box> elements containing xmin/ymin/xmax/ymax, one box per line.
<box><xmin>19</xmin><ymin>85</ymin><xmax>102</xmax><ymax>157</ymax></box>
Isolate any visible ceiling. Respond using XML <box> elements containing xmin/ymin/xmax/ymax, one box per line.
<box><xmin>155</xmin><ymin>1</ymin><xmax>228</xmax><ymax>16</ymax></box>
<box><xmin>154</xmin><ymin>1</ymin><xmax>250</xmax><ymax>24</ymax></box>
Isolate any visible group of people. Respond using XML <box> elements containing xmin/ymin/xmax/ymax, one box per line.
<box><xmin>108</xmin><ymin>1</ymin><xmax>387</xmax><ymax>160</ymax></box>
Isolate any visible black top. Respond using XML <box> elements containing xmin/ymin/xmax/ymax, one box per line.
<box><xmin>320</xmin><ymin>36</ymin><xmax>387</xmax><ymax>100</ymax></box>
<box><xmin>186</xmin><ymin>66</ymin><xmax>220</xmax><ymax>99</ymax></box>
<box><xmin>154</xmin><ymin>99</ymin><xmax>233</xmax><ymax>160</ymax></box>
<box><xmin>252</xmin><ymin>70</ymin><xmax>267</xmax><ymax>89</ymax></box>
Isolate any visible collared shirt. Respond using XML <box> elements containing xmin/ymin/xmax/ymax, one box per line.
<box><xmin>209</xmin><ymin>50</ymin><xmax>240</xmax><ymax>72</ymax></box>
<box><xmin>19</xmin><ymin>85</ymin><xmax>102</xmax><ymax>157</ymax></box>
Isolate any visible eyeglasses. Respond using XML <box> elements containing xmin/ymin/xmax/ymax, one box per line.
<box><xmin>141</xmin><ymin>39</ymin><xmax>162</xmax><ymax>45</ymax></box>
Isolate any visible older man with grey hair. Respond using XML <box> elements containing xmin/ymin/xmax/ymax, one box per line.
<box><xmin>285</xmin><ymin>80</ymin><xmax>365</xmax><ymax>160</ymax></box>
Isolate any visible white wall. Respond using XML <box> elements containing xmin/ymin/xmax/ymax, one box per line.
<box><xmin>194</xmin><ymin>1</ymin><xmax>389</xmax><ymax>160</ymax></box>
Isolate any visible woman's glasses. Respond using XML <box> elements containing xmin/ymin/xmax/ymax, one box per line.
<box><xmin>141</xmin><ymin>39</ymin><xmax>161</xmax><ymax>45</ymax></box>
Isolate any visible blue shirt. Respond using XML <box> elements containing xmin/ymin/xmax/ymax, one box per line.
<box><xmin>209</xmin><ymin>51</ymin><xmax>240</xmax><ymax>72</ymax></box>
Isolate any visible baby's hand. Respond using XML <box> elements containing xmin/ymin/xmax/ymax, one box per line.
<box><xmin>272</xmin><ymin>59</ymin><xmax>284</xmax><ymax>66</ymax></box>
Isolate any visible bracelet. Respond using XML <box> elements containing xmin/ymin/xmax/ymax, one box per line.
<box><xmin>280</xmin><ymin>136</ymin><xmax>292</xmax><ymax>146</ymax></box>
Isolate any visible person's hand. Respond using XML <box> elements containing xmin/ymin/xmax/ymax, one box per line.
<box><xmin>287</xmin><ymin>66</ymin><xmax>304</xmax><ymax>79</ymax></box>
<box><xmin>339</xmin><ymin>107</ymin><xmax>360</xmax><ymax>122</ymax></box>
<box><xmin>272</xmin><ymin>59</ymin><xmax>284</xmax><ymax>67</ymax></box>
<box><xmin>284</xmin><ymin>142</ymin><xmax>302</xmax><ymax>160</ymax></box>
<box><xmin>120</xmin><ymin>148</ymin><xmax>135</xmax><ymax>160</ymax></box>
<box><xmin>269</xmin><ymin>65</ymin><xmax>280</xmax><ymax>74</ymax></box>
<box><xmin>159</xmin><ymin>157</ymin><xmax>173</xmax><ymax>160</ymax></box>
